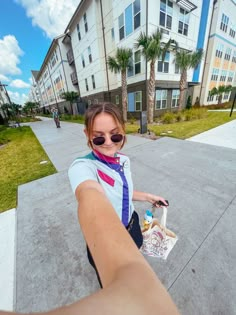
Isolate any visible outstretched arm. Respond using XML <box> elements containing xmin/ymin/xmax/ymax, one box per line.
<box><xmin>0</xmin><ymin>182</ymin><xmax>179</xmax><ymax>315</ymax></box>
<box><xmin>133</xmin><ymin>190</ymin><xmax>168</xmax><ymax>207</ymax></box>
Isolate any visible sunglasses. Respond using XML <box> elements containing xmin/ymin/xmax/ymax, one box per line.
<box><xmin>92</xmin><ymin>134</ymin><xmax>124</xmax><ymax>146</ymax></box>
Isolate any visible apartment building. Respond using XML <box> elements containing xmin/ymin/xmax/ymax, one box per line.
<box><xmin>61</xmin><ymin>0</ymin><xmax>206</xmax><ymax>116</ymax></box>
<box><xmin>0</xmin><ymin>82</ymin><xmax>11</xmax><ymax>120</ymax></box>
<box><xmin>33</xmin><ymin>34</ymin><xmax>79</xmax><ymax>113</ymax></box>
<box><xmin>33</xmin><ymin>0</ymin><xmax>235</xmax><ymax>116</ymax></box>
<box><xmin>194</xmin><ymin>0</ymin><xmax>236</xmax><ymax>105</ymax></box>
<box><xmin>28</xmin><ymin>71</ymin><xmax>41</xmax><ymax>104</ymax></box>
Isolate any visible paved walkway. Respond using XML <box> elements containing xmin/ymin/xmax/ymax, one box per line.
<box><xmin>0</xmin><ymin>117</ymin><xmax>236</xmax><ymax>314</ymax></box>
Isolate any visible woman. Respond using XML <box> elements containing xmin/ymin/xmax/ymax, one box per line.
<box><xmin>68</xmin><ymin>103</ymin><xmax>168</xmax><ymax>286</ymax></box>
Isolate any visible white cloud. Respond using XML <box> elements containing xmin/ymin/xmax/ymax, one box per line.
<box><xmin>0</xmin><ymin>35</ymin><xmax>24</xmax><ymax>76</ymax></box>
<box><xmin>8</xmin><ymin>91</ymin><xmax>28</xmax><ymax>105</ymax></box>
<box><xmin>10</xmin><ymin>79</ymin><xmax>31</xmax><ymax>88</ymax></box>
<box><xmin>0</xmin><ymin>74</ymin><xmax>10</xmax><ymax>82</ymax></box>
<box><xmin>15</xmin><ymin>0</ymin><xmax>79</xmax><ymax>39</ymax></box>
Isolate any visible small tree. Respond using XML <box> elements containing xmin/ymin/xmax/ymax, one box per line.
<box><xmin>135</xmin><ymin>29</ymin><xmax>177</xmax><ymax>123</ymax></box>
<box><xmin>23</xmin><ymin>102</ymin><xmax>39</xmax><ymax>117</ymax></box>
<box><xmin>107</xmin><ymin>48</ymin><xmax>132</xmax><ymax>122</ymax></box>
<box><xmin>210</xmin><ymin>85</ymin><xmax>232</xmax><ymax>105</ymax></box>
<box><xmin>174</xmin><ymin>48</ymin><xmax>204</xmax><ymax>111</ymax></box>
<box><xmin>61</xmin><ymin>91</ymin><xmax>79</xmax><ymax>115</ymax></box>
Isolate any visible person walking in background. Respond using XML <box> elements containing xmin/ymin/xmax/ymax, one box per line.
<box><xmin>68</xmin><ymin>102</ymin><xmax>169</xmax><ymax>287</ymax></box>
<box><xmin>52</xmin><ymin>108</ymin><xmax>60</xmax><ymax>128</ymax></box>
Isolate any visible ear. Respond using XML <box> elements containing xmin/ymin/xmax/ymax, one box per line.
<box><xmin>84</xmin><ymin>128</ymin><xmax>88</xmax><ymax>137</ymax></box>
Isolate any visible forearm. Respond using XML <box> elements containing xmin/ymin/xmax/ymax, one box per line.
<box><xmin>132</xmin><ymin>190</ymin><xmax>149</xmax><ymax>202</ymax></box>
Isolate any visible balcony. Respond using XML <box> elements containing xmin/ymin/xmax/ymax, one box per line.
<box><xmin>67</xmin><ymin>49</ymin><xmax>74</xmax><ymax>65</ymax></box>
<box><xmin>71</xmin><ymin>71</ymin><xmax>78</xmax><ymax>85</ymax></box>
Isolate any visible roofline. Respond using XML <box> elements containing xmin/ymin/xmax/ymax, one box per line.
<box><xmin>64</xmin><ymin>0</ymin><xmax>86</xmax><ymax>34</ymax></box>
<box><xmin>36</xmin><ymin>33</ymin><xmax>65</xmax><ymax>80</ymax></box>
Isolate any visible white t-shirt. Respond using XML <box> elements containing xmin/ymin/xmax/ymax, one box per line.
<box><xmin>68</xmin><ymin>150</ymin><xmax>134</xmax><ymax>226</ymax></box>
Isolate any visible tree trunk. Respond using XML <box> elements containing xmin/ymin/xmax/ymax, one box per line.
<box><xmin>178</xmin><ymin>70</ymin><xmax>187</xmax><ymax>111</ymax></box>
<box><xmin>70</xmin><ymin>102</ymin><xmax>73</xmax><ymax>115</ymax></box>
<box><xmin>148</xmin><ymin>60</ymin><xmax>155</xmax><ymax>123</ymax></box>
<box><xmin>218</xmin><ymin>94</ymin><xmax>222</xmax><ymax>105</ymax></box>
<box><xmin>121</xmin><ymin>70</ymin><xmax>127</xmax><ymax>122</ymax></box>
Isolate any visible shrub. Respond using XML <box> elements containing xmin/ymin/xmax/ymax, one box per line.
<box><xmin>162</xmin><ymin>112</ymin><xmax>175</xmax><ymax>124</ymax></box>
<box><xmin>184</xmin><ymin>111</ymin><xmax>193</xmax><ymax>121</ymax></box>
<box><xmin>175</xmin><ymin>112</ymin><xmax>183</xmax><ymax>122</ymax></box>
<box><xmin>186</xmin><ymin>96</ymin><xmax>192</xmax><ymax>110</ymax></box>
<box><xmin>128</xmin><ymin>115</ymin><xmax>136</xmax><ymax>124</ymax></box>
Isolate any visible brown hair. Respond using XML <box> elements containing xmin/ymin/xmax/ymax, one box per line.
<box><xmin>85</xmin><ymin>102</ymin><xmax>126</xmax><ymax>149</ymax></box>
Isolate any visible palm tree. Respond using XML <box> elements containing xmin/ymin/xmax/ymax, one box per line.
<box><xmin>23</xmin><ymin>101</ymin><xmax>39</xmax><ymax>117</ymax></box>
<box><xmin>174</xmin><ymin>48</ymin><xmax>204</xmax><ymax>111</ymax></box>
<box><xmin>107</xmin><ymin>47</ymin><xmax>132</xmax><ymax>122</ymax></box>
<box><xmin>61</xmin><ymin>91</ymin><xmax>79</xmax><ymax>115</ymax></box>
<box><xmin>210</xmin><ymin>85</ymin><xmax>232</xmax><ymax>105</ymax></box>
<box><xmin>135</xmin><ymin>29</ymin><xmax>177</xmax><ymax>123</ymax></box>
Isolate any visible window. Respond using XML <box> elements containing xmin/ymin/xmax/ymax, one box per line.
<box><xmin>85</xmin><ymin>78</ymin><xmax>89</xmax><ymax>91</ymax></box>
<box><xmin>232</xmin><ymin>51</ymin><xmax>236</xmax><ymax>63</ymax></box>
<box><xmin>135</xmin><ymin>91</ymin><xmax>142</xmax><ymax>111</ymax></box>
<box><xmin>128</xmin><ymin>91</ymin><xmax>142</xmax><ymax>111</ymax></box>
<box><xmin>128</xmin><ymin>50</ymin><xmax>141</xmax><ymax>77</ymax></box>
<box><xmin>159</xmin><ymin>0</ymin><xmax>173</xmax><ymax>30</ymax></box>
<box><xmin>119</xmin><ymin>1</ymin><xmax>141</xmax><ymax>41</ymax></box>
<box><xmin>171</xmin><ymin>90</ymin><xmax>180</xmax><ymax>107</ymax></box>
<box><xmin>133</xmin><ymin>0</ymin><xmax>141</xmax><ymax>30</ymax></box>
<box><xmin>111</xmin><ymin>27</ymin><xmax>115</xmax><ymax>40</ymax></box>
<box><xmin>207</xmin><ymin>91</ymin><xmax>214</xmax><ymax>102</ymax></box>
<box><xmin>91</xmin><ymin>75</ymin><xmax>96</xmax><ymax>89</ymax></box>
<box><xmin>224</xmin><ymin>47</ymin><xmax>231</xmax><ymax>60</ymax></box>
<box><xmin>119</xmin><ymin>13</ymin><xmax>125</xmax><ymax>40</ymax></box>
<box><xmin>88</xmin><ymin>46</ymin><xmax>92</xmax><ymax>63</ymax></box>
<box><xmin>223</xmin><ymin>92</ymin><xmax>230</xmax><ymax>100</ymax></box>
<box><xmin>115</xmin><ymin>95</ymin><xmax>119</xmax><ymax>105</ymax></box>
<box><xmin>155</xmin><ymin>90</ymin><xmax>167</xmax><ymax>109</ymax></box>
<box><xmin>81</xmin><ymin>54</ymin><xmax>85</xmax><ymax>68</ymax></box>
<box><xmin>77</xmin><ymin>24</ymin><xmax>81</xmax><ymax>41</ymax></box>
<box><xmin>157</xmin><ymin>52</ymin><xmax>170</xmax><ymax>73</ymax></box>
<box><xmin>125</xmin><ymin>4</ymin><xmax>133</xmax><ymax>36</ymax></box>
<box><xmin>229</xmin><ymin>25</ymin><xmax>236</xmax><ymax>38</ymax></box>
<box><xmin>215</xmin><ymin>43</ymin><xmax>224</xmax><ymax>58</ymax></box>
<box><xmin>175</xmin><ymin>63</ymin><xmax>180</xmax><ymax>74</ymax></box>
<box><xmin>220</xmin><ymin>70</ymin><xmax>227</xmax><ymax>82</ymax></box>
<box><xmin>127</xmin><ymin>54</ymin><xmax>134</xmax><ymax>77</ymax></box>
<box><xmin>84</xmin><ymin>13</ymin><xmax>88</xmax><ymax>32</ymax></box>
<box><xmin>134</xmin><ymin>50</ymin><xmax>141</xmax><ymax>74</ymax></box>
<box><xmin>178</xmin><ymin>8</ymin><xmax>189</xmax><ymax>36</ymax></box>
<box><xmin>227</xmin><ymin>71</ymin><xmax>234</xmax><ymax>82</ymax></box>
<box><xmin>211</xmin><ymin>68</ymin><xmax>219</xmax><ymax>81</ymax></box>
<box><xmin>220</xmin><ymin>14</ymin><xmax>229</xmax><ymax>32</ymax></box>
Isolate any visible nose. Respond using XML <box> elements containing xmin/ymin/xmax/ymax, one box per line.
<box><xmin>104</xmin><ymin>134</ymin><xmax>113</xmax><ymax>145</ymax></box>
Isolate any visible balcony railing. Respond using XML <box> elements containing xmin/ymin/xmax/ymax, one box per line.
<box><xmin>67</xmin><ymin>49</ymin><xmax>74</xmax><ymax>65</ymax></box>
<box><xmin>71</xmin><ymin>71</ymin><xmax>78</xmax><ymax>85</ymax></box>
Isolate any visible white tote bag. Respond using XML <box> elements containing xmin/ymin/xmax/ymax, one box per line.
<box><xmin>140</xmin><ymin>207</ymin><xmax>178</xmax><ymax>260</ymax></box>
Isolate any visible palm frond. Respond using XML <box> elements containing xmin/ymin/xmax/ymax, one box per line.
<box><xmin>107</xmin><ymin>56</ymin><xmax>120</xmax><ymax>73</ymax></box>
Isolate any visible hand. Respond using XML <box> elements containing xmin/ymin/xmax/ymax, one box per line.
<box><xmin>147</xmin><ymin>194</ymin><xmax>169</xmax><ymax>208</ymax></box>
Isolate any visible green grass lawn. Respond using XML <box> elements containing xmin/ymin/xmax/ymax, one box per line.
<box><xmin>125</xmin><ymin>111</ymin><xmax>236</xmax><ymax>139</ymax></box>
<box><xmin>0</xmin><ymin>126</ymin><xmax>56</xmax><ymax>213</ymax></box>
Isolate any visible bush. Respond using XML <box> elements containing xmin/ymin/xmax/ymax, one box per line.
<box><xmin>162</xmin><ymin>112</ymin><xmax>175</xmax><ymax>124</ymax></box>
<box><xmin>186</xmin><ymin>96</ymin><xmax>192</xmax><ymax>110</ymax></box>
<box><xmin>184</xmin><ymin>111</ymin><xmax>193</xmax><ymax>121</ymax></box>
<box><xmin>128</xmin><ymin>115</ymin><xmax>136</xmax><ymax>124</ymax></box>
<box><xmin>175</xmin><ymin>112</ymin><xmax>183</xmax><ymax>122</ymax></box>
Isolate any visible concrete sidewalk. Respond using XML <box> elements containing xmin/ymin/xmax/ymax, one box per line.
<box><xmin>1</xmin><ymin>117</ymin><xmax>236</xmax><ymax>315</ymax></box>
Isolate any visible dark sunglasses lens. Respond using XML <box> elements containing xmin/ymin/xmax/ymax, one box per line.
<box><xmin>111</xmin><ymin>134</ymin><xmax>123</xmax><ymax>143</ymax></box>
<box><xmin>92</xmin><ymin>137</ymin><xmax>105</xmax><ymax>146</ymax></box>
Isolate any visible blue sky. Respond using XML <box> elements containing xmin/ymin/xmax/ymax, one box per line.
<box><xmin>0</xmin><ymin>0</ymin><xmax>79</xmax><ymax>105</ymax></box>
